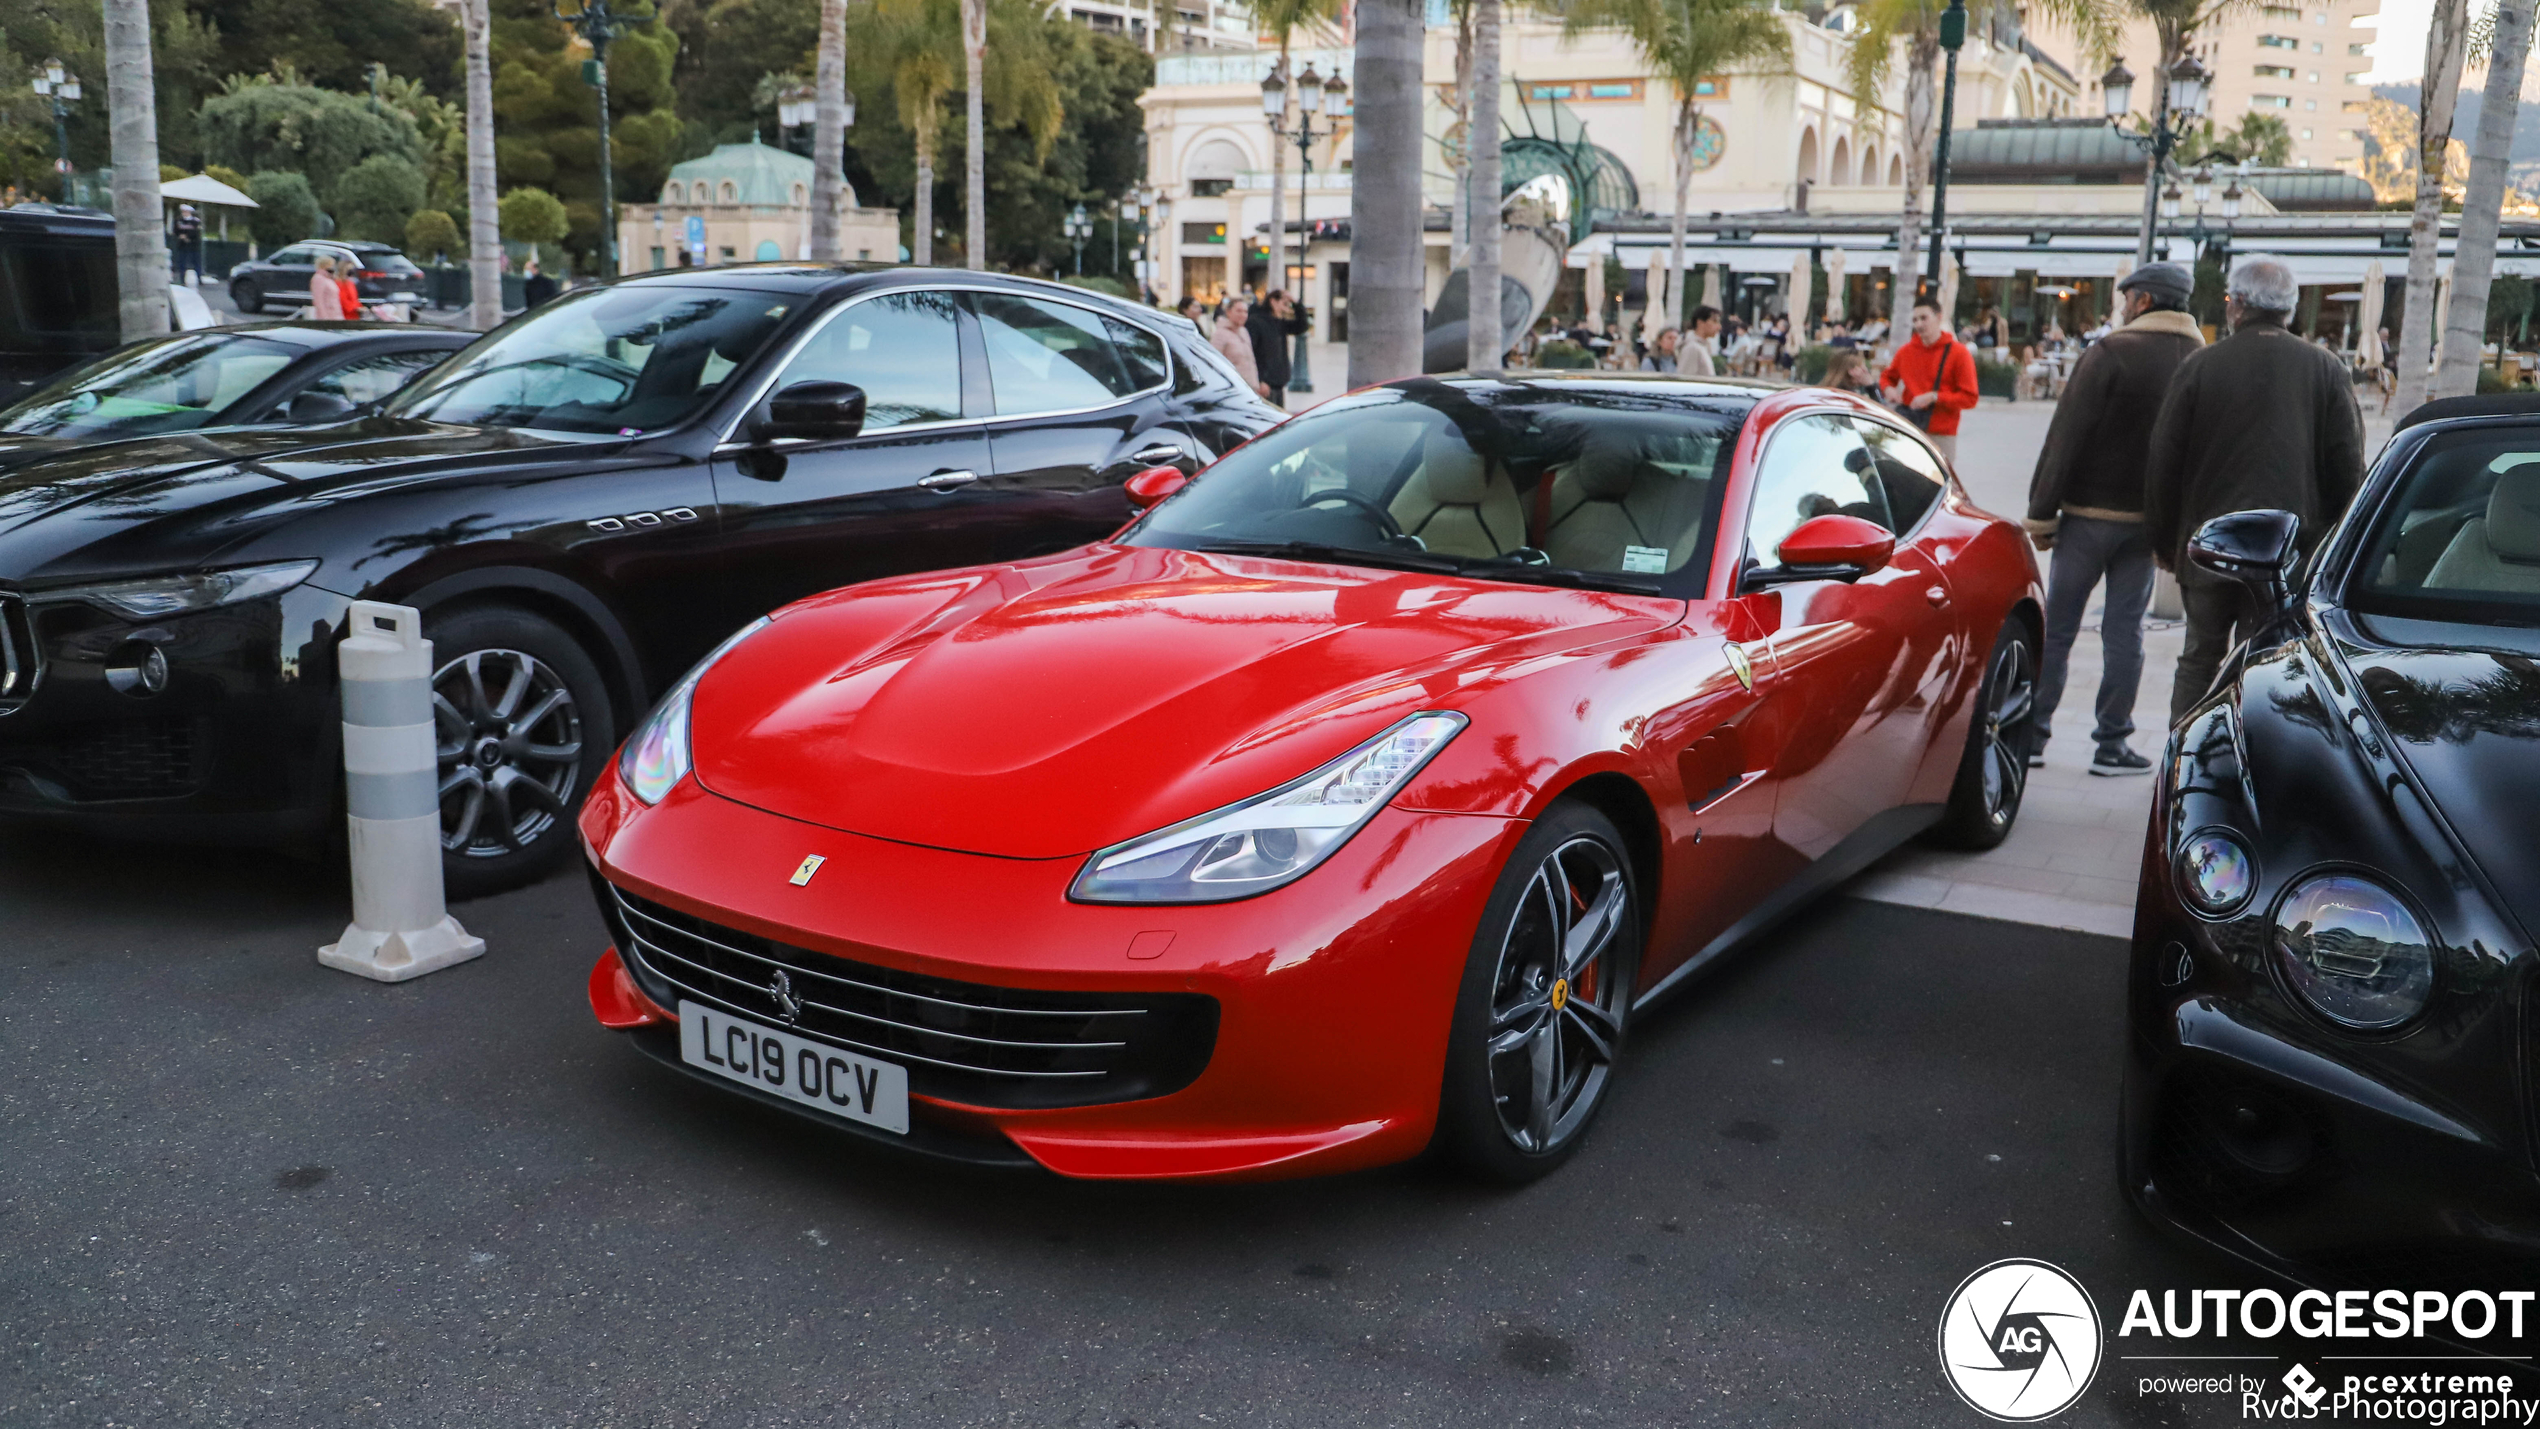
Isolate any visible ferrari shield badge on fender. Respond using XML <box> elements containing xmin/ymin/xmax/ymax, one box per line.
<box><xmin>789</xmin><ymin>854</ymin><xmax>826</xmax><ymax>886</ymax></box>
<box><xmin>1725</xmin><ymin>642</ymin><xmax>1754</xmax><ymax>692</ymax></box>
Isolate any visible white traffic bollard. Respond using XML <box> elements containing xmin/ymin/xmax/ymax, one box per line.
<box><xmin>318</xmin><ymin>601</ymin><xmax>485</xmax><ymax>982</ymax></box>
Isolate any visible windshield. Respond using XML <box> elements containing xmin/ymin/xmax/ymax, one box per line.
<box><xmin>391</xmin><ymin>283</ymin><xmax>793</xmax><ymax>435</ymax></box>
<box><xmin>0</xmin><ymin>331</ymin><xmax>297</xmax><ymax>439</ymax></box>
<box><xmin>2351</xmin><ymin>424</ymin><xmax>2540</xmax><ymax>626</ymax></box>
<box><xmin>1124</xmin><ymin>379</ymin><xmax>1745</xmax><ymax>593</ymax></box>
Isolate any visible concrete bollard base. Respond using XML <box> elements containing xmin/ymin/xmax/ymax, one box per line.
<box><xmin>320</xmin><ymin>915</ymin><xmax>487</xmax><ymax>983</ymax></box>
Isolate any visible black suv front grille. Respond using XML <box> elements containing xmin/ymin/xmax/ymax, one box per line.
<box><xmin>596</xmin><ymin>876</ymin><xmax>1218</xmax><ymax>1111</ymax></box>
<box><xmin>4</xmin><ymin>717</ymin><xmax>205</xmax><ymax>800</ymax></box>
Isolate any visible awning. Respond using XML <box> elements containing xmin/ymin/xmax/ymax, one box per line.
<box><xmin>160</xmin><ymin>173</ymin><xmax>256</xmax><ymax>208</ymax></box>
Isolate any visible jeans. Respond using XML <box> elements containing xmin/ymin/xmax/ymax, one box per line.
<box><xmin>2171</xmin><ymin>579</ymin><xmax>2256</xmax><ymax>723</ymax></box>
<box><xmin>2034</xmin><ymin>514</ymin><xmax>2156</xmax><ymax>757</ymax></box>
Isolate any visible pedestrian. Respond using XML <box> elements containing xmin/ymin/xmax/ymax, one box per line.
<box><xmin>1177</xmin><ymin>294</ymin><xmax>1207</xmax><ymax>331</ymax></box>
<box><xmin>2022</xmin><ymin>260</ymin><xmax>2205</xmax><ymax>776</ymax></box>
<box><xmin>1878</xmin><ymin>298</ymin><xmax>1979</xmax><ymax>462</ymax></box>
<box><xmin>308</xmin><ymin>254</ymin><xmax>345</xmax><ymax>320</ymax></box>
<box><xmin>1682</xmin><ymin>305</ymin><xmax>1721</xmax><ymax>376</ymax></box>
<box><xmin>1639</xmin><ymin>327</ymin><xmax>1681</xmax><ymax>373</ymax></box>
<box><xmin>336</xmin><ymin>254</ymin><xmax>364</xmax><ymax>320</ymax></box>
<box><xmin>1212</xmin><ymin>294</ymin><xmax>1266</xmax><ymax>398</ymax></box>
<box><xmin>1821</xmin><ymin>348</ymin><xmax>1879</xmax><ymax>398</ymax></box>
<box><xmin>2145</xmin><ymin>254</ymin><xmax>2366</xmax><ymax>722</ymax></box>
<box><xmin>173</xmin><ymin>203</ymin><xmax>202</xmax><ymax>282</ymax></box>
<box><xmin>521</xmin><ymin>255</ymin><xmax>558</xmax><ymax>309</ymax></box>
<box><xmin>1247</xmin><ymin>289</ymin><xmax>1307</xmax><ymax>405</ymax></box>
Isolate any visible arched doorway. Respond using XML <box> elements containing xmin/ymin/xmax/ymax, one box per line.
<box><xmin>1830</xmin><ymin>136</ymin><xmax>1852</xmax><ymax>186</ymax></box>
<box><xmin>1797</xmin><ymin>127</ymin><xmax>1820</xmax><ymax>187</ymax></box>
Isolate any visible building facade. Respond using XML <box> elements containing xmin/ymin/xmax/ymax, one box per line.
<box><xmin>616</xmin><ymin>140</ymin><xmax>901</xmax><ymax>272</ymax></box>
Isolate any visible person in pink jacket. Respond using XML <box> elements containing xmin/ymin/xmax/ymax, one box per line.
<box><xmin>1210</xmin><ymin>295</ymin><xmax>1265</xmax><ymax>398</ymax></box>
<box><xmin>309</xmin><ymin>254</ymin><xmax>345</xmax><ymax>320</ymax></box>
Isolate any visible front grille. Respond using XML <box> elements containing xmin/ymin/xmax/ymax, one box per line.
<box><xmin>596</xmin><ymin>876</ymin><xmax>1218</xmax><ymax>1111</ymax></box>
<box><xmin>0</xmin><ymin>594</ymin><xmax>34</xmax><ymax>712</ymax></box>
<box><xmin>8</xmin><ymin>717</ymin><xmax>204</xmax><ymax>800</ymax></box>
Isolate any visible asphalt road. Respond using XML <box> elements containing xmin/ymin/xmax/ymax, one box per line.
<box><xmin>0</xmin><ymin>824</ymin><xmax>2508</xmax><ymax>1428</ymax></box>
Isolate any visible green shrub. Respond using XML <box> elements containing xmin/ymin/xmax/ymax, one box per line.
<box><xmin>245</xmin><ymin>171</ymin><xmax>319</xmax><ymax>249</ymax></box>
<box><xmin>1976</xmin><ymin>356</ymin><xmax>2017</xmax><ymax>399</ymax></box>
<box><xmin>498</xmin><ymin>188</ymin><xmax>570</xmax><ymax>245</ymax></box>
<box><xmin>2478</xmin><ymin>363</ymin><xmax>2518</xmax><ymax>395</ymax></box>
<box><xmin>404</xmin><ymin>209</ymin><xmax>461</xmax><ymax>264</ymax></box>
<box><xmin>334</xmin><ymin>154</ymin><xmax>427</xmax><ymax>245</ymax></box>
<box><xmin>1793</xmin><ymin>344</ymin><xmax>1834</xmax><ymax>383</ymax></box>
<box><xmin>1536</xmin><ymin>339</ymin><xmax>1595</xmax><ymax>370</ymax></box>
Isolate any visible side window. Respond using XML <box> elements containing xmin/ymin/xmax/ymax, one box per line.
<box><xmin>1105</xmin><ymin>316</ymin><xmax>1169</xmax><ymax>392</ymax></box>
<box><xmin>1850</xmin><ymin>417</ymin><xmax>1948</xmax><ymax>533</ymax></box>
<box><xmin>270</xmin><ymin>246</ymin><xmax>312</xmax><ymax>267</ymax></box>
<box><xmin>1743</xmin><ymin>413</ymin><xmax>1887</xmax><ymax>565</ymax></box>
<box><xmin>772</xmin><ymin>291</ymin><xmax>963</xmax><ymax>430</ymax></box>
<box><xmin>305</xmin><ymin>349</ymin><xmax>449</xmax><ymax>406</ymax></box>
<box><xmin>974</xmin><ymin>294</ymin><xmax>1135</xmax><ymax>415</ymax></box>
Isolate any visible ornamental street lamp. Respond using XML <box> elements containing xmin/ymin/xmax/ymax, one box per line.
<box><xmin>1260</xmin><ymin>66</ymin><xmax>1345</xmax><ymax>394</ymax></box>
<box><xmin>1924</xmin><ymin>0</ymin><xmax>1968</xmax><ymax>292</ymax></box>
<box><xmin>1065</xmin><ymin>203</ymin><xmax>1093</xmax><ymax>275</ymax></box>
<box><xmin>2102</xmin><ymin>50</ymin><xmax>2212</xmax><ymax>265</ymax></box>
<box><xmin>555</xmin><ymin>0</ymin><xmax>653</xmax><ymax>277</ymax></box>
<box><xmin>29</xmin><ymin>59</ymin><xmax>80</xmax><ymax>184</ymax></box>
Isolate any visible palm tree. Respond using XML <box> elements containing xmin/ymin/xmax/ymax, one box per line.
<box><xmin>2397</xmin><ymin>0</ymin><xmax>2473</xmax><ymax>411</ymax></box>
<box><xmin>1565</xmin><ymin>0</ymin><xmax>1790</xmax><ymax>350</ymax></box>
<box><xmin>963</xmin><ymin>0</ymin><xmax>986</xmax><ymax>266</ymax></box>
<box><xmin>1348</xmin><ymin>0</ymin><xmax>1426</xmax><ymax>384</ymax></box>
<box><xmin>875</xmin><ymin>0</ymin><xmax>957</xmax><ymax>264</ymax></box>
<box><xmin>1468</xmin><ymin>0</ymin><xmax>1505</xmax><ymax>371</ymax></box>
<box><xmin>102</xmin><ymin>0</ymin><xmax>169</xmax><ymax>341</ymax></box>
<box><xmin>810</xmin><ymin>0</ymin><xmax>849</xmax><ymax>261</ymax></box>
<box><xmin>1243</xmin><ymin>0</ymin><xmax>1346</xmax><ymax>307</ymax></box>
<box><xmin>2434</xmin><ymin>0</ymin><xmax>2533</xmax><ymax>397</ymax></box>
<box><xmin>1845</xmin><ymin>0</ymin><xmax>2106</xmax><ymax>343</ymax></box>
<box><xmin>874</xmin><ymin>0</ymin><xmax>1062</xmax><ymax>268</ymax></box>
<box><xmin>457</xmin><ymin>0</ymin><xmax>501</xmax><ymax>330</ymax></box>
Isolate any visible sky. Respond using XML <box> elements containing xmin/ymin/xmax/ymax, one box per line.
<box><xmin>2369</xmin><ymin>0</ymin><xmax>2430</xmax><ymax>84</ymax></box>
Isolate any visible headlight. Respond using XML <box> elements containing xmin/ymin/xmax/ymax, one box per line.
<box><xmin>1070</xmin><ymin>711</ymin><xmax>1467</xmax><ymax>904</ymax></box>
<box><xmin>2272</xmin><ymin>872</ymin><xmax>2436</xmax><ymax>1030</ymax></box>
<box><xmin>2175</xmin><ymin>828</ymin><xmax>2255</xmax><ymax>917</ymax></box>
<box><xmin>42</xmin><ymin>559</ymin><xmax>320</xmax><ymax>619</ymax></box>
<box><xmin>618</xmin><ymin>617</ymin><xmax>770</xmax><ymax>806</ymax></box>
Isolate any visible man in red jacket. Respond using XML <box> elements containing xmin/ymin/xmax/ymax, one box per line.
<box><xmin>1880</xmin><ymin>298</ymin><xmax>1981</xmax><ymax>463</ymax></box>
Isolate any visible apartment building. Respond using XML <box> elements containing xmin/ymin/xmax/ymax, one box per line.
<box><xmin>1051</xmin><ymin>0</ymin><xmax>1260</xmax><ymax>51</ymax></box>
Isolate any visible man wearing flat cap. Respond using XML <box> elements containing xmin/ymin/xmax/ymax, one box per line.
<box><xmin>2022</xmin><ymin>260</ymin><xmax>2205</xmax><ymax>775</ymax></box>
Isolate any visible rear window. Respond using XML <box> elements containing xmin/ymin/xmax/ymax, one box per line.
<box><xmin>2351</xmin><ymin>424</ymin><xmax>2540</xmax><ymax>624</ymax></box>
<box><xmin>0</xmin><ymin>239</ymin><xmax>116</xmax><ymax>343</ymax></box>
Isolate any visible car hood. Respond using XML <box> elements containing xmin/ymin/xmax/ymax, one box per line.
<box><xmin>687</xmin><ymin>545</ymin><xmax>1680</xmax><ymax>859</ymax></box>
<box><xmin>2346</xmin><ymin>638</ymin><xmax>2540</xmax><ymax>922</ymax></box>
<box><xmin>0</xmin><ymin>419</ymin><xmax>611</xmax><ymax>584</ymax></box>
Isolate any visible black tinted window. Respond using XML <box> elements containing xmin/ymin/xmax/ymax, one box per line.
<box><xmin>0</xmin><ymin>241</ymin><xmax>115</xmax><ymax>340</ymax></box>
<box><xmin>976</xmin><ymin>295</ymin><xmax>1136</xmax><ymax>414</ymax></box>
<box><xmin>2353</xmin><ymin>427</ymin><xmax>2540</xmax><ymax>623</ymax></box>
<box><xmin>0</xmin><ymin>332</ymin><xmax>294</xmax><ymax>437</ymax></box>
<box><xmin>773</xmin><ymin>291</ymin><xmax>962</xmax><ymax>430</ymax></box>
<box><xmin>1850</xmin><ymin>416</ymin><xmax>1948</xmax><ymax>533</ymax></box>
<box><xmin>1107</xmin><ymin>316</ymin><xmax>1169</xmax><ymax>392</ymax></box>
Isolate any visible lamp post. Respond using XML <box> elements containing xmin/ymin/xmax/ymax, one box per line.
<box><xmin>1129</xmin><ymin>182</ymin><xmax>1159</xmax><ymax>301</ymax></box>
<box><xmin>2102</xmin><ymin>51</ymin><xmax>2211</xmax><ymax>266</ymax></box>
<box><xmin>554</xmin><ymin>0</ymin><xmax>650</xmax><ymax>277</ymax></box>
<box><xmin>1261</xmin><ymin>66</ymin><xmax>1345</xmax><ymax>395</ymax></box>
<box><xmin>1065</xmin><ymin>203</ymin><xmax>1092</xmax><ymax>275</ymax></box>
<box><xmin>29</xmin><ymin>59</ymin><xmax>80</xmax><ymax>189</ymax></box>
<box><xmin>1925</xmin><ymin>0</ymin><xmax>1968</xmax><ymax>291</ymax></box>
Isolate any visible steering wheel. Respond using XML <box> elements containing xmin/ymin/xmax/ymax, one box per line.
<box><xmin>1298</xmin><ymin>488</ymin><xmax>1409</xmax><ymax>543</ymax></box>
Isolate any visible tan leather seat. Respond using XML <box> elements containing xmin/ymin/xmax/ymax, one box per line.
<box><xmin>1540</xmin><ymin>430</ymin><xmax>1709</xmax><ymax>573</ymax></box>
<box><xmin>2426</xmin><ymin>458</ymin><xmax>2540</xmax><ymax>593</ymax></box>
<box><xmin>1387</xmin><ymin>427</ymin><xmax>1525</xmax><ymax>558</ymax></box>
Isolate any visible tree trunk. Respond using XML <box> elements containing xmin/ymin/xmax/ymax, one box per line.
<box><xmin>1670</xmin><ymin>104</ymin><xmax>1694</xmax><ymax>349</ymax></box>
<box><xmin>1348</xmin><ymin>0</ymin><xmax>1425</xmax><ymax>385</ymax></box>
<box><xmin>914</xmin><ymin>131</ymin><xmax>936</xmax><ymax>266</ymax></box>
<box><xmin>1450</xmin><ymin>7</ymin><xmax>1472</xmax><ymax>267</ymax></box>
<box><xmin>463</xmin><ymin>0</ymin><xmax>501</xmax><ymax>331</ymax></box>
<box><xmin>1466</xmin><ymin>0</ymin><xmax>1502</xmax><ymax>373</ymax></box>
<box><xmin>962</xmin><ymin>0</ymin><xmax>986</xmax><ymax>268</ymax></box>
<box><xmin>1268</xmin><ymin>50</ymin><xmax>1288</xmax><ymax>305</ymax></box>
<box><xmin>2435</xmin><ymin>0</ymin><xmax>2537</xmax><ymax>396</ymax></box>
<box><xmin>809</xmin><ymin>0</ymin><xmax>848</xmax><ymax>261</ymax></box>
<box><xmin>2397</xmin><ymin>0</ymin><xmax>2473</xmax><ymax>412</ymax></box>
<box><xmin>1888</xmin><ymin>32</ymin><xmax>1938</xmax><ymax>353</ymax></box>
<box><xmin>103</xmin><ymin>0</ymin><xmax>169</xmax><ymax>343</ymax></box>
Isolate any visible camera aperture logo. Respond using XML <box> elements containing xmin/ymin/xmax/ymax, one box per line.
<box><xmin>1941</xmin><ymin>1258</ymin><xmax>2105</xmax><ymax>1421</ymax></box>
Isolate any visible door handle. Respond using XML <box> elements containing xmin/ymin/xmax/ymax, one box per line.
<box><xmin>1129</xmin><ymin>444</ymin><xmax>1187</xmax><ymax>467</ymax></box>
<box><xmin>917</xmin><ymin>469</ymin><xmax>980</xmax><ymax>491</ymax></box>
<box><xmin>1926</xmin><ymin>586</ymin><xmax>1950</xmax><ymax>608</ymax></box>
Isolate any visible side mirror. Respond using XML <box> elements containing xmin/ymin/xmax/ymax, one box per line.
<box><xmin>1747</xmin><ymin>513</ymin><xmax>1895</xmax><ymax>588</ymax></box>
<box><xmin>1124</xmin><ymin>465</ymin><xmax>1189</xmax><ymax>509</ymax></box>
<box><xmin>2189</xmin><ymin>507</ymin><xmax>2303</xmax><ymax>623</ymax></box>
<box><xmin>286</xmin><ymin>390</ymin><xmax>357</xmax><ymax>424</ymax></box>
<box><xmin>759</xmin><ymin>380</ymin><xmax>866</xmax><ymax>442</ymax></box>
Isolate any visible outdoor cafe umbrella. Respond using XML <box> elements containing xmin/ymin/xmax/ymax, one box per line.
<box><xmin>1936</xmin><ymin>251</ymin><xmax>1961</xmax><ymax>334</ymax></box>
<box><xmin>160</xmin><ymin>171</ymin><xmax>256</xmax><ymax>242</ymax></box>
<box><xmin>2359</xmin><ymin>260</ymin><xmax>2386</xmax><ymax>366</ymax></box>
<box><xmin>1787</xmin><ymin>251</ymin><xmax>1811</xmax><ymax>327</ymax></box>
<box><xmin>1824</xmin><ymin>247</ymin><xmax>1847</xmax><ymax>326</ymax></box>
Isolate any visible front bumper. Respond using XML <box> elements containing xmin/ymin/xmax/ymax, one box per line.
<box><xmin>0</xmin><ymin>582</ymin><xmax>349</xmax><ymax>842</ymax></box>
<box><xmin>578</xmin><ymin>769</ymin><xmax>1526</xmax><ymax>1181</ymax></box>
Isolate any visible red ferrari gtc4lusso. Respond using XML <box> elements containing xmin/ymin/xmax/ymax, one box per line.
<box><xmin>580</xmin><ymin>374</ymin><xmax>2042</xmax><ymax>1182</ymax></box>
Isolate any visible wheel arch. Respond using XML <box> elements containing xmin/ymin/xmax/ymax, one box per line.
<box><xmin>1543</xmin><ymin>769</ymin><xmax>1664</xmax><ymax>941</ymax></box>
<box><xmin>398</xmin><ymin>566</ymin><xmax>649</xmax><ymax>724</ymax></box>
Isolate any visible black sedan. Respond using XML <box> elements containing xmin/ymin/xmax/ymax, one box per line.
<box><xmin>227</xmin><ymin>241</ymin><xmax>427</xmax><ymax>315</ymax></box>
<box><xmin>0</xmin><ymin>323</ymin><xmax>470</xmax><ymax>469</ymax></box>
<box><xmin>0</xmin><ymin>265</ymin><xmax>1280</xmax><ymax>895</ymax></box>
<box><xmin>2127</xmin><ymin>394</ymin><xmax>2540</xmax><ymax>1299</ymax></box>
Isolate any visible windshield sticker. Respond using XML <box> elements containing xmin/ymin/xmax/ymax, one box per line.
<box><xmin>1623</xmin><ymin>546</ymin><xmax>1669</xmax><ymax>574</ymax></box>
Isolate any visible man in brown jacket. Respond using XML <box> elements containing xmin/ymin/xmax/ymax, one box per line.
<box><xmin>2145</xmin><ymin>255</ymin><xmax>2365</xmax><ymax>721</ymax></box>
<box><xmin>2024</xmin><ymin>261</ymin><xmax>2205</xmax><ymax>774</ymax></box>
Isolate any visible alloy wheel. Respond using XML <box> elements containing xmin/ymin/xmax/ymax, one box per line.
<box><xmin>1976</xmin><ymin>636</ymin><xmax>2035</xmax><ymax>830</ymax></box>
<box><xmin>432</xmin><ymin>647</ymin><xmax>584</xmax><ymax>858</ymax></box>
<box><xmin>1487</xmin><ymin>835</ymin><xmax>1630</xmax><ymax>1155</ymax></box>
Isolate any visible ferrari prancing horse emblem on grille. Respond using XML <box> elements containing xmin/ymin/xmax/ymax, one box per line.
<box><xmin>767</xmin><ymin>969</ymin><xmax>803</xmax><ymax>1024</ymax></box>
<box><xmin>790</xmin><ymin>854</ymin><xmax>825</xmax><ymax>886</ymax></box>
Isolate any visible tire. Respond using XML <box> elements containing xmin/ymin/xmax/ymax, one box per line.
<box><xmin>424</xmin><ymin>604</ymin><xmax>615</xmax><ymax>899</ymax></box>
<box><xmin>1433</xmin><ymin>800</ymin><xmax>1642</xmax><ymax>1184</ymax></box>
<box><xmin>231</xmin><ymin>281</ymin><xmax>261</xmax><ymax>316</ymax></box>
<box><xmin>1928</xmin><ymin>613</ymin><xmax>2038</xmax><ymax>851</ymax></box>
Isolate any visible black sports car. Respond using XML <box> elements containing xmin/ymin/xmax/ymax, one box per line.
<box><xmin>2127</xmin><ymin>394</ymin><xmax>2540</xmax><ymax>1299</ymax></box>
<box><xmin>0</xmin><ymin>266</ymin><xmax>1279</xmax><ymax>895</ymax></box>
<box><xmin>0</xmin><ymin>323</ymin><xmax>470</xmax><ymax>468</ymax></box>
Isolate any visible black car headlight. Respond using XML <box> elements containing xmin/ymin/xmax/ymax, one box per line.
<box><xmin>2272</xmin><ymin>872</ymin><xmax>2436</xmax><ymax>1030</ymax></box>
<box><xmin>2175</xmin><ymin>828</ymin><xmax>2256</xmax><ymax>917</ymax></box>
<box><xmin>36</xmin><ymin>559</ymin><xmax>320</xmax><ymax>620</ymax></box>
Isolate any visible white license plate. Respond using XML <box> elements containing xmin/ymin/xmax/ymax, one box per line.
<box><xmin>678</xmin><ymin>1000</ymin><xmax>910</xmax><ymax>1135</ymax></box>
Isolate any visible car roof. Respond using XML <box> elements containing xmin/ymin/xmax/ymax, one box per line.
<box><xmin>2393</xmin><ymin>393</ymin><xmax>2540</xmax><ymax>434</ymax></box>
<box><xmin>1418</xmin><ymin>371</ymin><xmax>1780</xmax><ymax>404</ymax></box>
<box><xmin>0</xmin><ymin>204</ymin><xmax>114</xmax><ymax>238</ymax></box>
<box><xmin>196</xmin><ymin>321</ymin><xmax>477</xmax><ymax>351</ymax></box>
<box><xmin>599</xmin><ymin>262</ymin><xmax>1181</xmax><ymax>328</ymax></box>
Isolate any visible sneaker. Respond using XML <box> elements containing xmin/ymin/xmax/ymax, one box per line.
<box><xmin>2090</xmin><ymin>746</ymin><xmax>2152</xmax><ymax>777</ymax></box>
<box><xmin>2026</xmin><ymin>747</ymin><xmax>2047</xmax><ymax>769</ymax></box>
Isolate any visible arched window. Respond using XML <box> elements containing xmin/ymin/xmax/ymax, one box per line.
<box><xmin>1184</xmin><ymin>137</ymin><xmax>1247</xmax><ymax>196</ymax></box>
<box><xmin>1888</xmin><ymin>153</ymin><xmax>1904</xmax><ymax>186</ymax></box>
<box><xmin>756</xmin><ymin>239</ymin><xmax>782</xmax><ymax>260</ymax></box>
<box><xmin>1829</xmin><ymin>136</ymin><xmax>1852</xmax><ymax>186</ymax></box>
<box><xmin>1859</xmin><ymin>145</ymin><xmax>1879</xmax><ymax>186</ymax></box>
<box><xmin>718</xmin><ymin>180</ymin><xmax>738</xmax><ymax>204</ymax></box>
<box><xmin>1796</xmin><ymin>127</ymin><xmax>1820</xmax><ymax>187</ymax></box>
<box><xmin>792</xmin><ymin>183</ymin><xmax>808</xmax><ymax>206</ymax></box>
